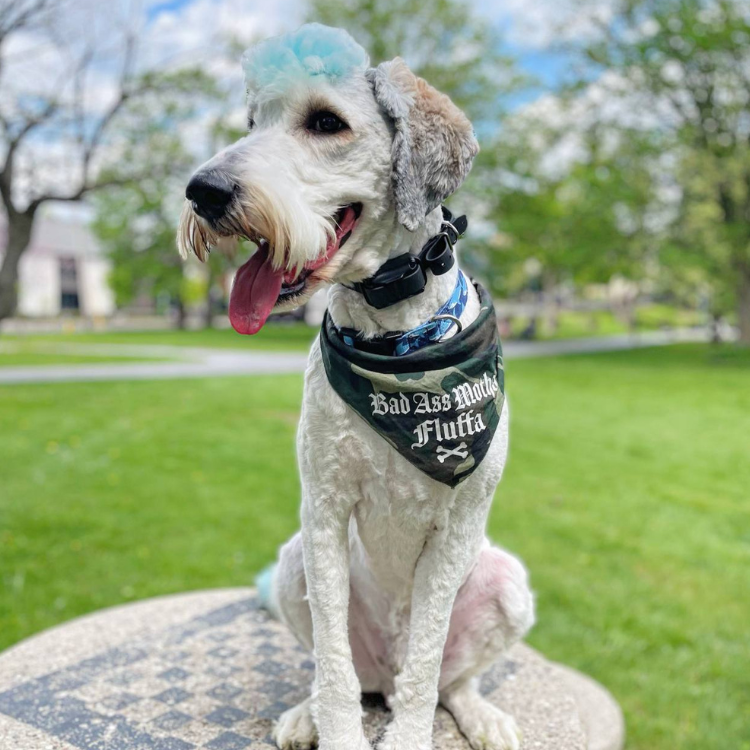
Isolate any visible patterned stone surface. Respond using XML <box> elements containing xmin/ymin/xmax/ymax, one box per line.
<box><xmin>0</xmin><ymin>589</ymin><xmax>594</xmax><ymax>750</ymax></box>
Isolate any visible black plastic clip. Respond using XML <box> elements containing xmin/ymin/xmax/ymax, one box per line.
<box><xmin>352</xmin><ymin>206</ymin><xmax>469</xmax><ymax>310</ymax></box>
<box><xmin>359</xmin><ymin>254</ymin><xmax>428</xmax><ymax>309</ymax></box>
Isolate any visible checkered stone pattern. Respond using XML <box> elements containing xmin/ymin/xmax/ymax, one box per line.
<box><xmin>0</xmin><ymin>595</ymin><xmax>515</xmax><ymax>750</ymax></box>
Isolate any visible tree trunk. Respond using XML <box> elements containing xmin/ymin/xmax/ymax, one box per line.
<box><xmin>710</xmin><ymin>313</ymin><xmax>722</xmax><ymax>344</ymax></box>
<box><xmin>542</xmin><ymin>272</ymin><xmax>559</xmax><ymax>336</ymax></box>
<box><xmin>738</xmin><ymin>269</ymin><xmax>750</xmax><ymax>345</ymax></box>
<box><xmin>0</xmin><ymin>209</ymin><xmax>36</xmax><ymax>323</ymax></box>
<box><xmin>203</xmin><ymin>264</ymin><xmax>216</xmax><ymax>329</ymax></box>
<box><xmin>624</xmin><ymin>299</ymin><xmax>637</xmax><ymax>333</ymax></box>
<box><xmin>203</xmin><ymin>291</ymin><xmax>213</xmax><ymax>329</ymax></box>
<box><xmin>174</xmin><ymin>298</ymin><xmax>187</xmax><ymax>330</ymax></box>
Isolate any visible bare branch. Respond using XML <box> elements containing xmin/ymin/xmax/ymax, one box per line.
<box><xmin>0</xmin><ymin>7</ymin><xmax>153</xmax><ymax>214</ymax></box>
<box><xmin>0</xmin><ymin>36</ymin><xmax>77</xmax><ymax>171</ymax></box>
<box><xmin>80</xmin><ymin>33</ymin><xmax>137</xmax><ymax>178</ymax></box>
<box><xmin>0</xmin><ymin>0</ymin><xmax>52</xmax><ymax>45</ymax></box>
<box><xmin>0</xmin><ymin>96</ymin><xmax>61</xmax><ymax>213</ymax></box>
<box><xmin>72</xmin><ymin>44</ymin><xmax>96</xmax><ymax>149</ymax></box>
<box><xmin>0</xmin><ymin>94</ymin><xmax>58</xmax><ymax>214</ymax></box>
<box><xmin>0</xmin><ymin>0</ymin><xmax>52</xmax><ymax>83</ymax></box>
<box><xmin>26</xmin><ymin>174</ymin><xmax>138</xmax><ymax>211</ymax></box>
<box><xmin>8</xmin><ymin>98</ymin><xmax>58</xmax><ymax>147</ymax></box>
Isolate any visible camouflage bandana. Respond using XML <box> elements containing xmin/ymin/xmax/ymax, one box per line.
<box><xmin>320</xmin><ymin>282</ymin><xmax>505</xmax><ymax>487</ymax></box>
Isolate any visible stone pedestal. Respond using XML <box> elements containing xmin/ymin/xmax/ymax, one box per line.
<box><xmin>0</xmin><ymin>589</ymin><xmax>624</xmax><ymax>750</ymax></box>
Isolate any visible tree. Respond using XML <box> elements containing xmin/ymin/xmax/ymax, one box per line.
<box><xmin>572</xmin><ymin>0</ymin><xmax>750</xmax><ymax>342</ymax></box>
<box><xmin>91</xmin><ymin>70</ymin><xmax>224</xmax><ymax>329</ymax></box>
<box><xmin>92</xmin><ymin>127</ymin><xmax>192</xmax><ymax>329</ymax></box>
<box><xmin>0</xmin><ymin>0</ymin><xmax>189</xmax><ymax>322</ymax></box>
<box><xmin>308</xmin><ymin>0</ymin><xmax>528</xmax><ymax>140</ymax></box>
<box><xmin>308</xmin><ymin>0</ymin><xmax>529</xmax><ymax>143</ymax></box>
<box><xmin>308</xmin><ymin>0</ymin><xmax>531</xmax><ymax>299</ymax></box>
<box><xmin>479</xmin><ymin>111</ymin><xmax>660</xmax><ymax>323</ymax></box>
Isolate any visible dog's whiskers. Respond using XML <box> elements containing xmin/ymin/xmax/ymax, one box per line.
<box><xmin>195</xmin><ymin>220</ymin><xmax>210</xmax><ymax>256</ymax></box>
<box><xmin>178</xmin><ymin>201</ymin><xmax>231</xmax><ymax>262</ymax></box>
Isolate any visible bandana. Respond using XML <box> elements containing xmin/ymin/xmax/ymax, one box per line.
<box><xmin>320</xmin><ymin>282</ymin><xmax>505</xmax><ymax>487</ymax></box>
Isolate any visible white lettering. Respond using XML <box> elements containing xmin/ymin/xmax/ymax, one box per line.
<box><xmin>414</xmin><ymin>393</ymin><xmax>431</xmax><ymax>415</ymax></box>
<box><xmin>370</xmin><ymin>392</ymin><xmax>388</xmax><ymax>415</ymax></box>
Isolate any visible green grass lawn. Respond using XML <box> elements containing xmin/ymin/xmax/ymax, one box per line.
<box><xmin>0</xmin><ymin>352</ymin><xmax>151</xmax><ymax>366</ymax></box>
<box><xmin>506</xmin><ymin>304</ymin><xmax>705</xmax><ymax>340</ymax></box>
<box><xmin>1</xmin><ymin>344</ymin><xmax>748</xmax><ymax>750</ymax></box>
<box><xmin>0</xmin><ymin>323</ymin><xmax>317</xmax><ymax>366</ymax></box>
<box><xmin>0</xmin><ymin>342</ymin><xmax>167</xmax><ymax>367</ymax></box>
<box><xmin>0</xmin><ymin>322</ymin><xmax>319</xmax><ymax>354</ymax></box>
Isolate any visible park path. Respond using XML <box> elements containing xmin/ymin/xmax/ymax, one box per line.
<box><xmin>0</xmin><ymin>328</ymin><xmax>710</xmax><ymax>385</ymax></box>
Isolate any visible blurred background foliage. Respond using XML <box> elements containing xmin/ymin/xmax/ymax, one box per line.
<box><xmin>1</xmin><ymin>0</ymin><xmax>750</xmax><ymax>341</ymax></box>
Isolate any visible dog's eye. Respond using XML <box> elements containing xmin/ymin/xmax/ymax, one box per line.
<box><xmin>307</xmin><ymin>110</ymin><xmax>348</xmax><ymax>134</ymax></box>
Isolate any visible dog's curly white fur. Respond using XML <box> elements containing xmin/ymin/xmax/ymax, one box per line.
<box><xmin>178</xmin><ymin>24</ymin><xmax>535</xmax><ymax>750</ymax></box>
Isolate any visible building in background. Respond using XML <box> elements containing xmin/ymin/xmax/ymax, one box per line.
<box><xmin>0</xmin><ymin>212</ymin><xmax>115</xmax><ymax>319</ymax></box>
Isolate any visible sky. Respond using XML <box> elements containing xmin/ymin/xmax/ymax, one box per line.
<box><xmin>141</xmin><ymin>0</ymin><xmax>607</xmax><ymax>93</ymax></box>
<box><xmin>3</xmin><ymin>0</ymin><xmax>616</xmax><ymax>216</ymax></box>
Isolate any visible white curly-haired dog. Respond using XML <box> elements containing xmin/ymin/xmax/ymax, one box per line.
<box><xmin>178</xmin><ymin>23</ymin><xmax>534</xmax><ymax>750</ymax></box>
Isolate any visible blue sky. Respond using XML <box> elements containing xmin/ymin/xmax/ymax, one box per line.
<box><xmin>144</xmin><ymin>0</ymin><xmax>577</xmax><ymax>109</ymax></box>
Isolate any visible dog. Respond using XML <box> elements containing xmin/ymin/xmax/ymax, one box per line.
<box><xmin>178</xmin><ymin>23</ymin><xmax>534</xmax><ymax>750</ymax></box>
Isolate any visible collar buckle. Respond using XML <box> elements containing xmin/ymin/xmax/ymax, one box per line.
<box><xmin>420</xmin><ymin>231</ymin><xmax>454</xmax><ymax>277</ymax></box>
<box><xmin>431</xmin><ymin>313</ymin><xmax>463</xmax><ymax>334</ymax></box>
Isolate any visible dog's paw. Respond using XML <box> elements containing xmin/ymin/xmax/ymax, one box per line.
<box><xmin>377</xmin><ymin>722</ymin><xmax>432</xmax><ymax>750</ymax></box>
<box><xmin>273</xmin><ymin>698</ymin><xmax>318</xmax><ymax>750</ymax></box>
<box><xmin>452</xmin><ymin>699</ymin><xmax>521</xmax><ymax>750</ymax></box>
<box><xmin>378</xmin><ymin>734</ymin><xmax>431</xmax><ymax>750</ymax></box>
<box><xmin>319</xmin><ymin>734</ymin><xmax>372</xmax><ymax>750</ymax></box>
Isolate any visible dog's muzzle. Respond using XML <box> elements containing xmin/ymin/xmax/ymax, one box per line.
<box><xmin>186</xmin><ymin>170</ymin><xmax>236</xmax><ymax>223</ymax></box>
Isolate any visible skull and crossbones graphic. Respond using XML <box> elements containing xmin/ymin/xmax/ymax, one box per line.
<box><xmin>436</xmin><ymin>442</ymin><xmax>469</xmax><ymax>464</ymax></box>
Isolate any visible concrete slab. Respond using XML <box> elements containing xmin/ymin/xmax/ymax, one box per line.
<box><xmin>0</xmin><ymin>589</ymin><xmax>622</xmax><ymax>750</ymax></box>
<box><xmin>558</xmin><ymin>666</ymin><xmax>626</xmax><ymax>750</ymax></box>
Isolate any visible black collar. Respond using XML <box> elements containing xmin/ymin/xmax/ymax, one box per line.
<box><xmin>348</xmin><ymin>206</ymin><xmax>468</xmax><ymax>310</ymax></box>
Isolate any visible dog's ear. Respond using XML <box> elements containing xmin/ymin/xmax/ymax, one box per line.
<box><xmin>367</xmin><ymin>58</ymin><xmax>479</xmax><ymax>232</ymax></box>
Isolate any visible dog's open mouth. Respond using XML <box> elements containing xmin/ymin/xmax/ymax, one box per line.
<box><xmin>228</xmin><ymin>203</ymin><xmax>361</xmax><ymax>335</ymax></box>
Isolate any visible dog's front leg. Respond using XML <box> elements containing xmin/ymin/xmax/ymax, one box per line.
<box><xmin>380</xmin><ymin>499</ymin><xmax>488</xmax><ymax>750</ymax></box>
<box><xmin>300</xmin><ymin>491</ymin><xmax>371</xmax><ymax>750</ymax></box>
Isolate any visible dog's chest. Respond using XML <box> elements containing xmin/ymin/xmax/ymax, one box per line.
<box><xmin>303</xmin><ymin>346</ymin><xmax>457</xmax><ymax>583</ymax></box>
<box><xmin>352</xmin><ymin>471</ymin><xmax>454</xmax><ymax>593</ymax></box>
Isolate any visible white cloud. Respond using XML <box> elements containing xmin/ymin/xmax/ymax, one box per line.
<box><xmin>4</xmin><ymin>0</ymin><xmax>616</xmax><ymax>213</ymax></box>
<box><xmin>505</xmin><ymin>68</ymin><xmax>684</xmax><ymax>179</ymax></box>
<box><xmin>1</xmin><ymin>0</ymin><xmax>308</xmax><ymax>208</ymax></box>
<box><xmin>473</xmin><ymin>0</ymin><xmax>616</xmax><ymax>49</ymax></box>
<box><xmin>143</xmin><ymin>0</ymin><xmax>296</xmax><ymax>70</ymax></box>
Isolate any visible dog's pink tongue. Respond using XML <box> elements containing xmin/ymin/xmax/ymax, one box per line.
<box><xmin>229</xmin><ymin>242</ymin><xmax>283</xmax><ymax>335</ymax></box>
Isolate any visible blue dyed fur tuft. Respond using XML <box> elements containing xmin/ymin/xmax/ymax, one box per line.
<box><xmin>256</xmin><ymin>562</ymin><xmax>278</xmax><ymax>617</ymax></box>
<box><xmin>242</xmin><ymin>23</ymin><xmax>369</xmax><ymax>93</ymax></box>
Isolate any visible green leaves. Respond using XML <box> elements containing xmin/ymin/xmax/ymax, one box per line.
<box><xmin>478</xmin><ymin>0</ymin><xmax>750</xmax><ymax>337</ymax></box>
<box><xmin>90</xmin><ymin>67</ymin><xmax>222</xmax><ymax>317</ymax></box>
<box><xmin>307</xmin><ymin>0</ymin><xmax>530</xmax><ymax>128</ymax></box>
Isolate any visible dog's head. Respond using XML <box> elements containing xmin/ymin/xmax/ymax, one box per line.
<box><xmin>177</xmin><ymin>23</ymin><xmax>478</xmax><ymax>334</ymax></box>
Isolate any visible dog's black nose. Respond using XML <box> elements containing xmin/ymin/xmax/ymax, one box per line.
<box><xmin>186</xmin><ymin>170</ymin><xmax>235</xmax><ymax>222</ymax></box>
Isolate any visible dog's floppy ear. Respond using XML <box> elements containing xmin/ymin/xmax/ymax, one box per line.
<box><xmin>367</xmin><ymin>58</ymin><xmax>479</xmax><ymax>232</ymax></box>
